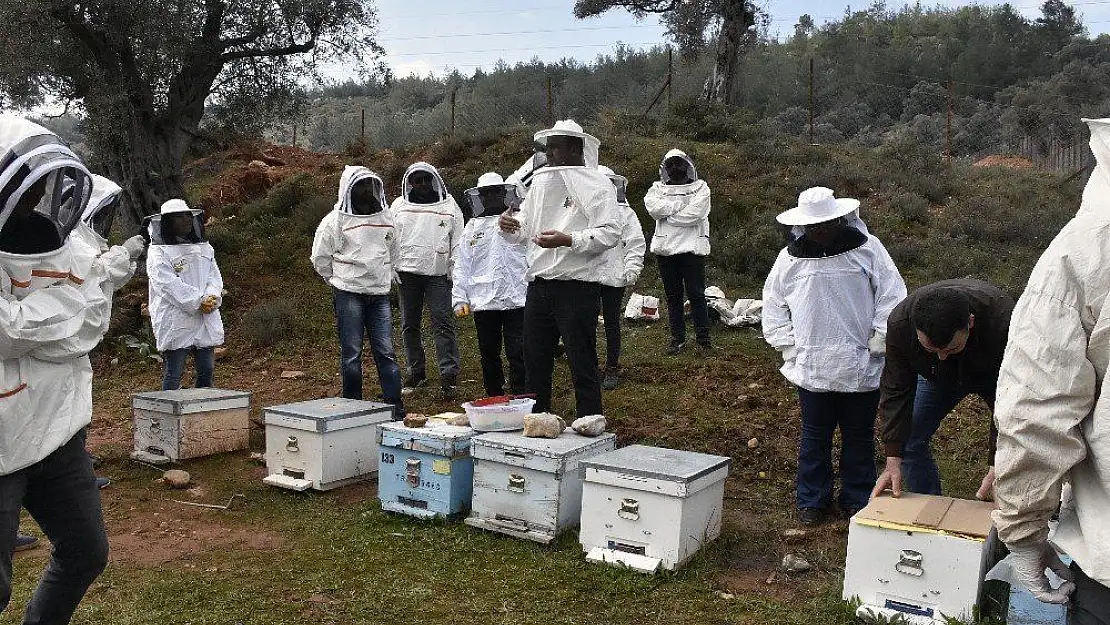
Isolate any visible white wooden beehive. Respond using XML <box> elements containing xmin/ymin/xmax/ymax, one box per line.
<box><xmin>579</xmin><ymin>445</ymin><xmax>731</xmax><ymax>573</ymax></box>
<box><xmin>465</xmin><ymin>429</ymin><xmax>617</xmax><ymax>544</ymax></box>
<box><xmin>131</xmin><ymin>388</ymin><xmax>251</xmax><ymax>464</ymax></box>
<box><xmin>843</xmin><ymin>493</ymin><xmax>1001</xmax><ymax>625</ymax></box>
<box><xmin>262</xmin><ymin>398</ymin><xmax>395</xmax><ymax>491</ymax></box>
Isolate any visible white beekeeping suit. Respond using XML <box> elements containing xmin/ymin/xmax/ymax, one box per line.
<box><xmin>311</xmin><ymin>166</ymin><xmax>398</xmax><ymax>295</ymax></box>
<box><xmin>597</xmin><ymin>165</ymin><xmax>646</xmax><ymax>288</ymax></box>
<box><xmin>146</xmin><ymin>199</ymin><xmax>224</xmax><ymax>353</ymax></box>
<box><xmin>0</xmin><ymin>115</ymin><xmax>106</xmax><ymax>475</ymax></box>
<box><xmin>389</xmin><ymin>162</ymin><xmax>464</xmax><ymax>278</ymax></box>
<box><xmin>761</xmin><ymin>187</ymin><xmax>907</xmax><ymax>393</ymax></box>
<box><xmin>452</xmin><ymin>172</ymin><xmax>528</xmax><ymax>312</ymax></box>
<box><xmin>644</xmin><ymin>149</ymin><xmax>711</xmax><ymax>257</ymax></box>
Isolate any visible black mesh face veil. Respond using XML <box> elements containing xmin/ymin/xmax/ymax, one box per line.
<box><xmin>148</xmin><ymin>212</ymin><xmax>206</xmax><ymax>245</ymax></box>
<box><xmin>465</xmin><ymin>183</ymin><xmax>521</xmax><ymax>218</ymax></box>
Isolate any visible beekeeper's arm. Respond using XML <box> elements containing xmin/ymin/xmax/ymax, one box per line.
<box><xmin>992</xmin><ymin>254</ymin><xmax>1093</xmax><ymax>604</ymax></box>
<box><xmin>760</xmin><ymin>250</ymin><xmax>795</xmax><ymax>357</ymax></box>
<box><xmin>622</xmin><ymin>209</ymin><xmax>646</xmax><ymax>285</ymax></box>
<box><xmin>95</xmin><ymin>235</ymin><xmax>144</xmax><ymax>292</ymax></box>
<box><xmin>204</xmin><ymin>254</ymin><xmax>225</xmax><ymax>306</ymax></box>
<box><xmin>499</xmin><ymin>195</ymin><xmax>531</xmax><ymax>244</ymax></box>
<box><xmin>644</xmin><ymin>184</ymin><xmax>683</xmax><ymax>220</ymax></box>
<box><xmin>867</xmin><ymin>241</ymin><xmax>908</xmax><ymax>355</ymax></box>
<box><xmin>0</xmin><ymin>278</ymin><xmax>88</xmax><ymax>360</ymax></box>
<box><xmin>661</xmin><ymin>182</ymin><xmax>711</xmax><ymax>227</ymax></box>
<box><xmin>872</xmin><ymin>323</ymin><xmax>920</xmax><ymax>498</ymax></box>
<box><xmin>310</xmin><ymin>212</ymin><xmax>338</xmax><ymax>283</ymax></box>
<box><xmin>451</xmin><ymin>225</ymin><xmax>473</xmax><ymax>310</ymax></box>
<box><xmin>447</xmin><ymin>201</ymin><xmax>465</xmax><ymax>277</ymax></box>
<box><xmin>147</xmin><ymin>246</ymin><xmax>207</xmax><ymax>313</ymax></box>
<box><xmin>568</xmin><ymin>185</ymin><xmax>621</xmax><ymax>255</ymax></box>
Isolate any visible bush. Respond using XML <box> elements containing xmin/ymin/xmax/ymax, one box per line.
<box><xmin>241</xmin><ymin>300</ymin><xmax>298</xmax><ymax>347</ymax></box>
<box><xmin>888</xmin><ymin>191</ymin><xmax>931</xmax><ymax>224</ymax></box>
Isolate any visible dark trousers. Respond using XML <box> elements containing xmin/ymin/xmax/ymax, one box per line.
<box><xmin>398</xmin><ymin>272</ymin><xmax>460</xmax><ymax>381</ymax></box>
<box><xmin>473</xmin><ymin>309</ymin><xmax>526</xmax><ymax>397</ymax></box>
<box><xmin>796</xmin><ymin>388</ymin><xmax>880</xmax><ymax>512</ymax></box>
<box><xmin>1071</xmin><ymin>562</ymin><xmax>1110</xmax><ymax>625</ymax></box>
<box><xmin>161</xmin><ymin>346</ymin><xmax>215</xmax><ymax>390</ymax></box>
<box><xmin>658</xmin><ymin>253</ymin><xmax>710</xmax><ymax>345</ymax></box>
<box><xmin>600</xmin><ymin>285</ymin><xmax>625</xmax><ymax>369</ymax></box>
<box><xmin>902</xmin><ymin>376</ymin><xmax>995</xmax><ymax>495</ymax></box>
<box><xmin>333</xmin><ymin>288</ymin><xmax>403</xmax><ymax>411</ymax></box>
<box><xmin>523</xmin><ymin>279</ymin><xmax>603</xmax><ymax>418</ymax></box>
<box><xmin>1</xmin><ymin>432</ymin><xmax>109</xmax><ymax>625</ymax></box>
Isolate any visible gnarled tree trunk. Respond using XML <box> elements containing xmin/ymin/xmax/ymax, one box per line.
<box><xmin>703</xmin><ymin>0</ymin><xmax>753</xmax><ymax>105</ymax></box>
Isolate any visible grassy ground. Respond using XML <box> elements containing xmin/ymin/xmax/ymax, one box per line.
<box><xmin>4</xmin><ymin>128</ymin><xmax>1047</xmax><ymax>624</ymax></box>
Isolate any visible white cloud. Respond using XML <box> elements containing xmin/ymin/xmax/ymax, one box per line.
<box><xmin>391</xmin><ymin>58</ymin><xmax>439</xmax><ymax>77</ymax></box>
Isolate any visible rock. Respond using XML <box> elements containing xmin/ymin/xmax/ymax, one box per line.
<box><xmin>765</xmin><ymin>572</ymin><xmax>778</xmax><ymax>584</ymax></box>
<box><xmin>249</xmin><ymin>452</ymin><xmax>265</xmax><ymax>465</ymax></box>
<box><xmin>781</xmin><ymin>554</ymin><xmax>812</xmax><ymax>574</ymax></box>
<box><xmin>523</xmin><ymin>414</ymin><xmax>566</xmax><ymax>439</ymax></box>
<box><xmin>748</xmin><ymin>382</ymin><xmax>762</xmax><ymax>390</ymax></box>
<box><xmin>715</xmin><ymin>591</ymin><xmax>735</xmax><ymax>600</ymax></box>
<box><xmin>162</xmin><ymin>470</ymin><xmax>191</xmax><ymax>489</ymax></box>
<box><xmin>403</xmin><ymin>414</ymin><xmax>428</xmax><ymax>428</ymax></box>
<box><xmin>213</xmin><ymin>347</ymin><xmax>228</xmax><ymax>360</ymax></box>
<box><xmin>758</xmin><ymin>471</ymin><xmax>768</xmax><ymax>479</ymax></box>
<box><xmin>782</xmin><ymin>528</ymin><xmax>808</xmax><ymax>542</ymax></box>
<box><xmin>433</xmin><ymin>412</ymin><xmax>469</xmax><ymax>426</ymax></box>
<box><xmin>747</xmin><ymin>437</ymin><xmax>759</xmax><ymax>449</ymax></box>
<box><xmin>279</xmin><ymin>370</ymin><xmax>305</xmax><ymax>379</ymax></box>
<box><xmin>571</xmin><ymin>415</ymin><xmax>607</xmax><ymax>437</ymax></box>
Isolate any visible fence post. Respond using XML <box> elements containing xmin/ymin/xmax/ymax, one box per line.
<box><xmin>667</xmin><ymin>46</ymin><xmax>673</xmax><ymax>110</ymax></box>
<box><xmin>292</xmin><ymin>122</ymin><xmax>297</xmax><ymax>147</ymax></box>
<box><xmin>360</xmin><ymin>109</ymin><xmax>366</xmax><ymax>145</ymax></box>
<box><xmin>546</xmin><ymin>77</ymin><xmax>554</xmax><ymax>126</ymax></box>
<box><xmin>945</xmin><ymin>80</ymin><xmax>954</xmax><ymax>161</ymax></box>
<box><xmin>808</xmin><ymin>57</ymin><xmax>815</xmax><ymax>144</ymax></box>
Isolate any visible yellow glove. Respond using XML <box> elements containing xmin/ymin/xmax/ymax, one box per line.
<box><xmin>454</xmin><ymin>303</ymin><xmax>471</xmax><ymax>318</ymax></box>
<box><xmin>199</xmin><ymin>295</ymin><xmax>219</xmax><ymax>314</ymax></box>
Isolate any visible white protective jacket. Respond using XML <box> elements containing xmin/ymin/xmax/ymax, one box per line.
<box><xmin>390</xmin><ymin>162</ymin><xmax>464</xmax><ymax>277</ymax></box>
<box><xmin>452</xmin><ymin>216</ymin><xmax>528</xmax><ymax>311</ymax></box>
<box><xmin>70</xmin><ymin>175</ymin><xmax>137</xmax><ymax>338</ymax></box>
<box><xmin>598</xmin><ymin>201</ymin><xmax>647</xmax><ymax>288</ymax></box>
<box><xmin>761</xmin><ymin>232</ymin><xmax>907</xmax><ymax>393</ymax></box>
<box><xmin>311</xmin><ymin>166</ymin><xmax>398</xmax><ymax>296</ymax></box>
<box><xmin>644</xmin><ymin>149</ymin><xmax>711</xmax><ymax>257</ymax></box>
<box><xmin>0</xmin><ymin>117</ymin><xmax>107</xmax><ymax>475</ymax></box>
<box><xmin>992</xmin><ymin>118</ymin><xmax>1110</xmax><ymax>585</ymax></box>
<box><xmin>147</xmin><ymin>241</ymin><xmax>224</xmax><ymax>353</ymax></box>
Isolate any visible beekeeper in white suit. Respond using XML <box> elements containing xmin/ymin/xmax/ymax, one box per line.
<box><xmin>391</xmin><ymin>162</ymin><xmax>464</xmax><ymax>399</ymax></box>
<box><xmin>596</xmin><ymin>165</ymin><xmax>645</xmax><ymax>390</ymax></box>
<box><xmin>762</xmin><ymin>187</ymin><xmax>906</xmax><ymax>526</ymax></box>
<box><xmin>992</xmin><ymin>117</ymin><xmax>1110</xmax><ymax>620</ymax></box>
<box><xmin>146</xmin><ymin>198</ymin><xmax>224</xmax><ymax>390</ymax></box>
<box><xmin>453</xmin><ymin>172</ymin><xmax>528</xmax><ymax>398</ymax></box>
<box><xmin>499</xmin><ymin>119</ymin><xmax>621</xmax><ymax>418</ymax></box>
<box><xmin>0</xmin><ymin>115</ymin><xmax>120</xmax><ymax>624</ymax></box>
<box><xmin>311</xmin><ymin>166</ymin><xmax>404</xmax><ymax>416</ymax></box>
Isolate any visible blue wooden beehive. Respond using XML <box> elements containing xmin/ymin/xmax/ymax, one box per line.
<box><xmin>376</xmin><ymin>421</ymin><xmax>474</xmax><ymax>519</ymax></box>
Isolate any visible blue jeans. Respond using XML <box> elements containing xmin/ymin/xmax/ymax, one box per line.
<box><xmin>334</xmin><ymin>288</ymin><xmax>403</xmax><ymax>412</ymax></box>
<box><xmin>796</xmin><ymin>388</ymin><xmax>880</xmax><ymax>512</ymax></box>
<box><xmin>161</xmin><ymin>346</ymin><xmax>215</xmax><ymax>390</ymax></box>
<box><xmin>1</xmin><ymin>432</ymin><xmax>109</xmax><ymax>624</ymax></box>
<box><xmin>902</xmin><ymin>376</ymin><xmax>989</xmax><ymax>495</ymax></box>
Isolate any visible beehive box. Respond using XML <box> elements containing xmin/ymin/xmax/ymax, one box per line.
<box><xmin>843</xmin><ymin>493</ymin><xmax>1002</xmax><ymax>625</ymax></box>
<box><xmin>262</xmin><ymin>398</ymin><xmax>395</xmax><ymax>491</ymax></box>
<box><xmin>465</xmin><ymin>429</ymin><xmax>617</xmax><ymax>543</ymax></box>
<box><xmin>377</xmin><ymin>421</ymin><xmax>475</xmax><ymax>519</ymax></box>
<box><xmin>131</xmin><ymin>388</ymin><xmax>251</xmax><ymax>464</ymax></box>
<box><xmin>579</xmin><ymin>445</ymin><xmax>731</xmax><ymax>573</ymax></box>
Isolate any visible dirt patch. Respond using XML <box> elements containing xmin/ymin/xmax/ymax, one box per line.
<box><xmin>973</xmin><ymin>154</ymin><xmax>1036</xmax><ymax>169</ymax></box>
<box><xmin>109</xmin><ymin>513</ymin><xmax>285</xmax><ymax>567</ymax></box>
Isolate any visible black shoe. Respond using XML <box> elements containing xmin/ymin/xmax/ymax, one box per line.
<box><xmin>14</xmin><ymin>534</ymin><xmax>39</xmax><ymax>552</ymax></box>
<box><xmin>601</xmin><ymin>367</ymin><xmax>620</xmax><ymax>390</ymax></box>
<box><xmin>798</xmin><ymin>507</ymin><xmax>825</xmax><ymax>527</ymax></box>
<box><xmin>402</xmin><ymin>374</ymin><xmax>427</xmax><ymax>391</ymax></box>
<box><xmin>695</xmin><ymin>341</ymin><xmax>715</xmax><ymax>355</ymax></box>
<box><xmin>441</xmin><ymin>375</ymin><xmax>458</xmax><ymax>400</ymax></box>
<box><xmin>664</xmin><ymin>341</ymin><xmax>685</xmax><ymax>356</ymax></box>
<box><xmin>96</xmin><ymin>476</ymin><xmax>111</xmax><ymax>490</ymax></box>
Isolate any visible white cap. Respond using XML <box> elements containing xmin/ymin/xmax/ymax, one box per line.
<box><xmin>476</xmin><ymin>172</ymin><xmax>505</xmax><ymax>188</ymax></box>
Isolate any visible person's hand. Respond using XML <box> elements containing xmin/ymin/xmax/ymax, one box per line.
<box><xmin>454</xmin><ymin>303</ymin><xmax>471</xmax><ymax>318</ymax></box>
<box><xmin>533</xmin><ymin>230</ymin><xmax>572</xmax><ymax>248</ymax></box>
<box><xmin>122</xmin><ymin>235</ymin><xmax>146</xmax><ymax>260</ymax></box>
<box><xmin>499</xmin><ymin>211</ymin><xmax>521</xmax><ymax>234</ymax></box>
<box><xmin>976</xmin><ymin>465</ymin><xmax>996</xmax><ymax>501</ymax></box>
<box><xmin>871</xmin><ymin>456</ymin><xmax>903</xmax><ymax>499</ymax></box>
<box><xmin>1008</xmin><ymin>540</ymin><xmax>1076</xmax><ymax>605</ymax></box>
<box><xmin>199</xmin><ymin>295</ymin><xmax>219</xmax><ymax>314</ymax></box>
<box><xmin>868</xmin><ymin>331</ymin><xmax>887</xmax><ymax>357</ymax></box>
<box><xmin>624</xmin><ymin>270</ymin><xmax>640</xmax><ymax>286</ymax></box>
<box><xmin>392</xmin><ymin>270</ymin><xmax>402</xmax><ymax>286</ymax></box>
<box><xmin>781</xmin><ymin>346</ymin><xmax>797</xmax><ymax>362</ymax></box>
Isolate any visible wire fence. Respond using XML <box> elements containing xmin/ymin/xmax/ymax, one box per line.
<box><xmin>281</xmin><ymin>51</ymin><xmax>1100</xmax><ymax>178</ymax></box>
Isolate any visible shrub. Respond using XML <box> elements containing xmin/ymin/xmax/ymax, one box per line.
<box><xmin>241</xmin><ymin>300</ymin><xmax>298</xmax><ymax>347</ymax></box>
<box><xmin>889</xmin><ymin>191</ymin><xmax>931</xmax><ymax>224</ymax></box>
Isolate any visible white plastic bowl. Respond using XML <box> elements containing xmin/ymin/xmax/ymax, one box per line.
<box><xmin>461</xmin><ymin>398</ymin><xmax>536</xmax><ymax>432</ymax></box>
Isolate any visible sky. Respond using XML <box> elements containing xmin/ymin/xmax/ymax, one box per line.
<box><xmin>363</xmin><ymin>0</ymin><xmax>1110</xmax><ymax>79</ymax></box>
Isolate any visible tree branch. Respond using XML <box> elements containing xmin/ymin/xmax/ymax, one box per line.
<box><xmin>221</xmin><ymin>40</ymin><xmax>316</xmax><ymax>62</ymax></box>
<box><xmin>574</xmin><ymin>0</ymin><xmax>679</xmax><ymax>19</ymax></box>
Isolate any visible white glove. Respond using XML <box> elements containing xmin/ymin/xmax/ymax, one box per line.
<box><xmin>392</xmin><ymin>270</ymin><xmax>402</xmax><ymax>286</ymax></box>
<box><xmin>624</xmin><ymin>270</ymin><xmax>640</xmax><ymax>286</ymax></box>
<box><xmin>1007</xmin><ymin>540</ymin><xmax>1076</xmax><ymax>605</ymax></box>
<box><xmin>781</xmin><ymin>346</ymin><xmax>797</xmax><ymax>362</ymax></box>
<box><xmin>122</xmin><ymin>235</ymin><xmax>146</xmax><ymax>260</ymax></box>
<box><xmin>868</xmin><ymin>331</ymin><xmax>886</xmax><ymax>357</ymax></box>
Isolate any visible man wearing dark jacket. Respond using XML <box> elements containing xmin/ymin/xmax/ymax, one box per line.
<box><xmin>871</xmin><ymin>279</ymin><xmax>1015</xmax><ymax>500</ymax></box>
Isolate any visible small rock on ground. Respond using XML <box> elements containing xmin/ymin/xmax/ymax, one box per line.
<box><xmin>162</xmin><ymin>470</ymin><xmax>191</xmax><ymax>489</ymax></box>
<box><xmin>782</xmin><ymin>528</ymin><xmax>808</xmax><ymax>541</ymax></box>
<box><xmin>781</xmin><ymin>553</ymin><xmax>812</xmax><ymax>574</ymax></box>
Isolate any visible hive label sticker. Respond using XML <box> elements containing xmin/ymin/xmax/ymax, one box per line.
<box><xmin>432</xmin><ymin>460</ymin><xmax>452</xmax><ymax>475</ymax></box>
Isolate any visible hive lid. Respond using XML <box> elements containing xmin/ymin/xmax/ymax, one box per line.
<box><xmin>855</xmin><ymin>493</ymin><xmax>996</xmax><ymax>538</ymax></box>
<box><xmin>472</xmin><ymin>430</ymin><xmax>616</xmax><ymax>458</ymax></box>
<box><xmin>263</xmin><ymin>398</ymin><xmax>393</xmax><ymax>421</ymax></box>
<box><xmin>580</xmin><ymin>445</ymin><xmax>730</xmax><ymax>483</ymax></box>
<box><xmin>132</xmin><ymin>388</ymin><xmax>251</xmax><ymax>414</ymax></box>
